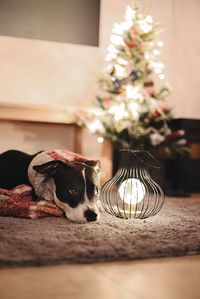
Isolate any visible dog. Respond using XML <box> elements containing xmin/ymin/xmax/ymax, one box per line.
<box><xmin>0</xmin><ymin>149</ymin><xmax>101</xmax><ymax>223</ymax></box>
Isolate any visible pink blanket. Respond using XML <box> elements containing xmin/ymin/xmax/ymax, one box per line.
<box><xmin>0</xmin><ymin>184</ymin><xmax>64</xmax><ymax>219</ymax></box>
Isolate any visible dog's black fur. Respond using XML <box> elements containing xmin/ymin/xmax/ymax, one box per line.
<box><xmin>0</xmin><ymin>150</ymin><xmax>40</xmax><ymax>189</ymax></box>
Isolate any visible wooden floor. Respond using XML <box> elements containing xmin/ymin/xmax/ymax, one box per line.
<box><xmin>0</xmin><ymin>255</ymin><xmax>200</xmax><ymax>299</ymax></box>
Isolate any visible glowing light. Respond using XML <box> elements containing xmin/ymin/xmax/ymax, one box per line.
<box><xmin>138</xmin><ymin>20</ymin><xmax>153</xmax><ymax>33</ymax></box>
<box><xmin>156</xmin><ymin>62</ymin><xmax>164</xmax><ymax>68</ymax></box>
<box><xmin>107</xmin><ymin>44</ymin><xmax>118</xmax><ymax>54</ymax></box>
<box><xmin>157</xmin><ymin>40</ymin><xmax>164</xmax><ymax>47</ymax></box>
<box><xmin>121</xmin><ymin>21</ymin><xmax>133</xmax><ymax>31</ymax></box>
<box><xmin>106</xmin><ymin>44</ymin><xmax>118</xmax><ymax>61</ymax></box>
<box><xmin>112</xmin><ymin>21</ymin><xmax>132</xmax><ymax>35</ymax></box>
<box><xmin>106</xmin><ymin>52</ymin><xmax>117</xmax><ymax>61</ymax></box>
<box><xmin>118</xmin><ymin>178</ymin><xmax>145</xmax><ymax>204</ymax></box>
<box><xmin>105</xmin><ymin>64</ymin><xmax>113</xmax><ymax>73</ymax></box>
<box><xmin>117</xmin><ymin>57</ymin><xmax>128</xmax><ymax>65</ymax></box>
<box><xmin>129</xmin><ymin>102</ymin><xmax>139</xmax><ymax>118</ymax></box>
<box><xmin>114</xmin><ymin>64</ymin><xmax>126</xmax><ymax>78</ymax></box>
<box><xmin>178</xmin><ymin>130</ymin><xmax>185</xmax><ymax>136</ymax></box>
<box><xmin>159</xmin><ymin>74</ymin><xmax>165</xmax><ymax>80</ymax></box>
<box><xmin>145</xmin><ymin>53</ymin><xmax>150</xmax><ymax>60</ymax></box>
<box><xmin>153</xmin><ymin>49</ymin><xmax>160</xmax><ymax>56</ymax></box>
<box><xmin>114</xmin><ymin>112</ymin><xmax>127</xmax><ymax>121</ymax></box>
<box><xmin>97</xmin><ymin>137</ymin><xmax>104</xmax><ymax>143</ymax></box>
<box><xmin>150</xmin><ymin>61</ymin><xmax>164</xmax><ymax>71</ymax></box>
<box><xmin>150</xmin><ymin>132</ymin><xmax>165</xmax><ymax>146</ymax></box>
<box><xmin>109</xmin><ymin>104</ymin><xmax>128</xmax><ymax>121</ymax></box>
<box><xmin>125</xmin><ymin>5</ymin><xmax>136</xmax><ymax>22</ymax></box>
<box><xmin>125</xmin><ymin>85</ymin><xmax>140</xmax><ymax>99</ymax></box>
<box><xmin>146</xmin><ymin>15</ymin><xmax>153</xmax><ymax>23</ymax></box>
<box><xmin>110</xmin><ymin>34</ymin><xmax>124</xmax><ymax>46</ymax></box>
<box><xmin>155</xmin><ymin>68</ymin><xmax>162</xmax><ymax>74</ymax></box>
<box><xmin>112</xmin><ymin>23</ymin><xmax>124</xmax><ymax>35</ymax></box>
<box><xmin>88</xmin><ymin>120</ymin><xmax>103</xmax><ymax>133</ymax></box>
<box><xmin>177</xmin><ymin>139</ymin><xmax>186</xmax><ymax>145</ymax></box>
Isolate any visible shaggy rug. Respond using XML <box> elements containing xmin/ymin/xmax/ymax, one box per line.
<box><xmin>0</xmin><ymin>197</ymin><xmax>199</xmax><ymax>267</ymax></box>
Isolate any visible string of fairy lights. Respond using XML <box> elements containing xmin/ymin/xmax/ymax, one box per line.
<box><xmin>95</xmin><ymin>5</ymin><xmax>166</xmax><ymax>144</ymax></box>
<box><xmin>106</xmin><ymin>5</ymin><xmax>165</xmax><ymax>80</ymax></box>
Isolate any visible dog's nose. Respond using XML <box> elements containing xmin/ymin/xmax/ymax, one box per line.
<box><xmin>84</xmin><ymin>209</ymin><xmax>98</xmax><ymax>222</ymax></box>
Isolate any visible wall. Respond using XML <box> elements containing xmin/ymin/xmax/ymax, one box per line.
<box><xmin>0</xmin><ymin>37</ymin><xmax>101</xmax><ymax>108</ymax></box>
<box><xmin>0</xmin><ymin>0</ymin><xmax>199</xmax><ymax>160</ymax></box>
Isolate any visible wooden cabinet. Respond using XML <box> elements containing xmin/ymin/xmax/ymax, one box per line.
<box><xmin>0</xmin><ymin>103</ymin><xmax>82</xmax><ymax>154</ymax></box>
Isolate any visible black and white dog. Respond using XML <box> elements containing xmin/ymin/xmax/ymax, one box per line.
<box><xmin>0</xmin><ymin>149</ymin><xmax>101</xmax><ymax>223</ymax></box>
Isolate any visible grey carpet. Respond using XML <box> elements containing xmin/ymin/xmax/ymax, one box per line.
<box><xmin>0</xmin><ymin>197</ymin><xmax>200</xmax><ymax>267</ymax></box>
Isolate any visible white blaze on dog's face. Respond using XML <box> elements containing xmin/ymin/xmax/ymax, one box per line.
<box><xmin>33</xmin><ymin>160</ymin><xmax>101</xmax><ymax>223</ymax></box>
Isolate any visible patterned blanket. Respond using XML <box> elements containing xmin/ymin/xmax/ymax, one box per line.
<box><xmin>0</xmin><ymin>184</ymin><xmax>64</xmax><ymax>219</ymax></box>
<box><xmin>0</xmin><ymin>149</ymin><xmax>98</xmax><ymax>219</ymax></box>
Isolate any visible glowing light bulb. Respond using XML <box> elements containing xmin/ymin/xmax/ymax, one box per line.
<box><xmin>112</xmin><ymin>22</ymin><xmax>124</xmax><ymax>35</ymax></box>
<box><xmin>159</xmin><ymin>74</ymin><xmax>165</xmax><ymax>80</ymax></box>
<box><xmin>88</xmin><ymin>120</ymin><xmax>102</xmax><ymax>133</ymax></box>
<box><xmin>153</xmin><ymin>49</ymin><xmax>161</xmax><ymax>56</ymax></box>
<box><xmin>157</xmin><ymin>40</ymin><xmax>164</xmax><ymax>47</ymax></box>
<box><xmin>155</xmin><ymin>68</ymin><xmax>162</xmax><ymax>74</ymax></box>
<box><xmin>112</xmin><ymin>21</ymin><xmax>132</xmax><ymax>35</ymax></box>
<box><xmin>145</xmin><ymin>53</ymin><xmax>150</xmax><ymax>60</ymax></box>
<box><xmin>125</xmin><ymin>5</ymin><xmax>136</xmax><ymax>22</ymax></box>
<box><xmin>107</xmin><ymin>44</ymin><xmax>118</xmax><ymax>54</ymax></box>
<box><xmin>114</xmin><ymin>64</ymin><xmax>126</xmax><ymax>78</ymax></box>
<box><xmin>118</xmin><ymin>178</ymin><xmax>145</xmax><ymax>204</ymax></box>
<box><xmin>97</xmin><ymin>137</ymin><xmax>104</xmax><ymax>143</ymax></box>
<box><xmin>138</xmin><ymin>20</ymin><xmax>153</xmax><ymax>33</ymax></box>
<box><xmin>146</xmin><ymin>15</ymin><xmax>153</xmax><ymax>23</ymax></box>
<box><xmin>110</xmin><ymin>34</ymin><xmax>124</xmax><ymax>46</ymax></box>
<box><xmin>117</xmin><ymin>57</ymin><xmax>128</xmax><ymax>65</ymax></box>
<box><xmin>150</xmin><ymin>61</ymin><xmax>164</xmax><ymax>69</ymax></box>
<box><xmin>106</xmin><ymin>52</ymin><xmax>117</xmax><ymax>61</ymax></box>
<box><xmin>109</xmin><ymin>104</ymin><xmax>128</xmax><ymax>120</ymax></box>
<box><xmin>129</xmin><ymin>102</ymin><xmax>139</xmax><ymax>118</ymax></box>
<box><xmin>125</xmin><ymin>85</ymin><xmax>140</xmax><ymax>99</ymax></box>
<box><xmin>105</xmin><ymin>64</ymin><xmax>113</xmax><ymax>73</ymax></box>
<box><xmin>121</xmin><ymin>21</ymin><xmax>133</xmax><ymax>31</ymax></box>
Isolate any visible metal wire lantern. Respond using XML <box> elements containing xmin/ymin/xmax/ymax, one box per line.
<box><xmin>100</xmin><ymin>148</ymin><xmax>165</xmax><ymax>219</ymax></box>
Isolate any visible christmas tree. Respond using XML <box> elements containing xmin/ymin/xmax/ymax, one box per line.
<box><xmin>78</xmin><ymin>4</ymin><xmax>187</xmax><ymax>154</ymax></box>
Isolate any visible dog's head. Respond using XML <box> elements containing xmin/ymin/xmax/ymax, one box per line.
<box><xmin>33</xmin><ymin>159</ymin><xmax>101</xmax><ymax>223</ymax></box>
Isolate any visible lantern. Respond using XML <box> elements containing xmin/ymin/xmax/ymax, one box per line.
<box><xmin>100</xmin><ymin>148</ymin><xmax>164</xmax><ymax>219</ymax></box>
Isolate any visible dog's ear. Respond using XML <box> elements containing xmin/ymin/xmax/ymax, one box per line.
<box><xmin>85</xmin><ymin>160</ymin><xmax>101</xmax><ymax>173</ymax></box>
<box><xmin>33</xmin><ymin>160</ymin><xmax>66</xmax><ymax>177</ymax></box>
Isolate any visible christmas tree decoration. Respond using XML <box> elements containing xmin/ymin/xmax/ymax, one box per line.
<box><xmin>78</xmin><ymin>4</ymin><xmax>188</xmax><ymax>154</ymax></box>
<box><xmin>101</xmin><ymin>148</ymin><xmax>165</xmax><ymax>219</ymax></box>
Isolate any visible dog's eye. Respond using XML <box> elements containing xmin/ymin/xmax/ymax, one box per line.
<box><xmin>68</xmin><ymin>188</ymin><xmax>79</xmax><ymax>196</ymax></box>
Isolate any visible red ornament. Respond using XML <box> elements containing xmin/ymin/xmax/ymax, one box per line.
<box><xmin>165</xmin><ymin>131</ymin><xmax>182</xmax><ymax>141</ymax></box>
<box><xmin>151</xmin><ymin>104</ymin><xmax>169</xmax><ymax>120</ymax></box>
<box><xmin>150</xmin><ymin>110</ymin><xmax>160</xmax><ymax>120</ymax></box>
<box><xmin>103</xmin><ymin>96</ymin><xmax>111</xmax><ymax>105</ymax></box>
<box><xmin>126</xmin><ymin>38</ymin><xmax>138</xmax><ymax>48</ymax></box>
